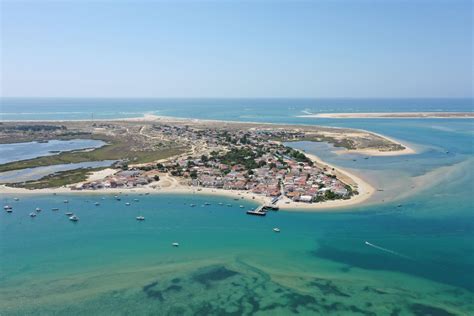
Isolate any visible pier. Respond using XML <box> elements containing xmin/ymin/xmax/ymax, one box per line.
<box><xmin>246</xmin><ymin>204</ymin><xmax>267</xmax><ymax>216</ymax></box>
<box><xmin>246</xmin><ymin>203</ymin><xmax>279</xmax><ymax>216</ymax></box>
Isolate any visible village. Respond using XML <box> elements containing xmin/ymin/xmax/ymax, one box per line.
<box><xmin>75</xmin><ymin>124</ymin><xmax>357</xmax><ymax>204</ymax></box>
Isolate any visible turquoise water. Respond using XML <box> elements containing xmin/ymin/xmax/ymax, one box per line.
<box><xmin>0</xmin><ymin>97</ymin><xmax>472</xmax><ymax>121</ymax></box>
<box><xmin>0</xmin><ymin>99</ymin><xmax>473</xmax><ymax>315</ymax></box>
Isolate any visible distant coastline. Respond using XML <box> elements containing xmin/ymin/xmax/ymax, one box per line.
<box><xmin>297</xmin><ymin>112</ymin><xmax>474</xmax><ymax>119</ymax></box>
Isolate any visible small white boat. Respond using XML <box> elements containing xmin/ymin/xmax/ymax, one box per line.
<box><xmin>125</xmin><ymin>202</ymin><xmax>131</xmax><ymax>206</ymax></box>
<box><xmin>172</xmin><ymin>242</ymin><xmax>179</xmax><ymax>247</ymax></box>
<box><xmin>190</xmin><ymin>204</ymin><xmax>196</xmax><ymax>207</ymax></box>
<box><xmin>51</xmin><ymin>208</ymin><xmax>59</xmax><ymax>211</ymax></box>
<box><xmin>239</xmin><ymin>205</ymin><xmax>244</xmax><ymax>208</ymax></box>
<box><xmin>94</xmin><ymin>202</ymin><xmax>100</xmax><ymax>206</ymax></box>
<box><xmin>69</xmin><ymin>215</ymin><xmax>79</xmax><ymax>222</ymax></box>
<box><xmin>29</xmin><ymin>212</ymin><xmax>36</xmax><ymax>217</ymax></box>
<box><xmin>14</xmin><ymin>198</ymin><xmax>19</xmax><ymax>201</ymax></box>
<box><xmin>63</xmin><ymin>200</ymin><xmax>69</xmax><ymax>203</ymax></box>
<box><xmin>273</xmin><ymin>228</ymin><xmax>281</xmax><ymax>233</ymax></box>
<box><xmin>65</xmin><ymin>212</ymin><xmax>73</xmax><ymax>216</ymax></box>
<box><xmin>134</xmin><ymin>199</ymin><xmax>139</xmax><ymax>202</ymax></box>
<box><xmin>136</xmin><ymin>216</ymin><xmax>145</xmax><ymax>221</ymax></box>
<box><xmin>4</xmin><ymin>205</ymin><xmax>12</xmax><ymax>210</ymax></box>
<box><xmin>35</xmin><ymin>207</ymin><xmax>41</xmax><ymax>212</ymax></box>
<box><xmin>218</xmin><ymin>202</ymin><xmax>223</xmax><ymax>205</ymax></box>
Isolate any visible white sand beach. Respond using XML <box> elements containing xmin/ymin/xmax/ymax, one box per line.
<box><xmin>297</xmin><ymin>112</ymin><xmax>474</xmax><ymax>119</ymax></box>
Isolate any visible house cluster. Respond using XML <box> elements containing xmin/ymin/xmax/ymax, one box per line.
<box><xmin>160</xmin><ymin>129</ymin><xmax>353</xmax><ymax>203</ymax></box>
<box><xmin>282</xmin><ymin>160</ymin><xmax>350</xmax><ymax>202</ymax></box>
<box><xmin>71</xmin><ymin>124</ymin><xmax>353</xmax><ymax>203</ymax></box>
<box><xmin>72</xmin><ymin>169</ymin><xmax>160</xmax><ymax>190</ymax></box>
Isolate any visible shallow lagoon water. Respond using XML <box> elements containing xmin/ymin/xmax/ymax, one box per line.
<box><xmin>0</xmin><ymin>99</ymin><xmax>473</xmax><ymax>315</ymax></box>
<box><xmin>1</xmin><ymin>188</ymin><xmax>472</xmax><ymax>315</ymax></box>
<box><xmin>0</xmin><ymin>160</ymin><xmax>116</xmax><ymax>183</ymax></box>
<box><xmin>0</xmin><ymin>139</ymin><xmax>106</xmax><ymax>164</ymax></box>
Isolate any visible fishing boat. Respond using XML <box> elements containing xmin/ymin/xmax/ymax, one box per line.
<box><xmin>69</xmin><ymin>215</ymin><xmax>79</xmax><ymax>222</ymax></box>
<box><xmin>136</xmin><ymin>216</ymin><xmax>145</xmax><ymax>221</ymax></box>
<box><xmin>273</xmin><ymin>228</ymin><xmax>281</xmax><ymax>233</ymax></box>
<box><xmin>29</xmin><ymin>212</ymin><xmax>37</xmax><ymax>217</ymax></box>
<box><xmin>4</xmin><ymin>205</ymin><xmax>12</xmax><ymax>211</ymax></box>
<box><xmin>172</xmin><ymin>242</ymin><xmax>179</xmax><ymax>247</ymax></box>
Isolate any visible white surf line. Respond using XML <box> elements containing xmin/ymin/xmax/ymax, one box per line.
<box><xmin>364</xmin><ymin>241</ymin><xmax>413</xmax><ymax>260</ymax></box>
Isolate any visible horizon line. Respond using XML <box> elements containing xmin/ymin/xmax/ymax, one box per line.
<box><xmin>1</xmin><ymin>96</ymin><xmax>473</xmax><ymax>100</ymax></box>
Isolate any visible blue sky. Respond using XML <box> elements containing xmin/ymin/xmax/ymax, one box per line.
<box><xmin>1</xmin><ymin>0</ymin><xmax>472</xmax><ymax>98</ymax></box>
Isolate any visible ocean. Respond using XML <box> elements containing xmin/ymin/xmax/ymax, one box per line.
<box><xmin>0</xmin><ymin>98</ymin><xmax>473</xmax><ymax>315</ymax></box>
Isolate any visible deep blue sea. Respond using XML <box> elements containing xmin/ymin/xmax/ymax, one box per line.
<box><xmin>0</xmin><ymin>98</ymin><xmax>473</xmax><ymax>315</ymax></box>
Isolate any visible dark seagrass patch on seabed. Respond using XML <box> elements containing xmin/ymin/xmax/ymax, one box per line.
<box><xmin>142</xmin><ymin>281</ymin><xmax>164</xmax><ymax>301</ymax></box>
<box><xmin>410</xmin><ymin>303</ymin><xmax>458</xmax><ymax>316</ymax></box>
<box><xmin>191</xmin><ymin>265</ymin><xmax>239</xmax><ymax>286</ymax></box>
<box><xmin>139</xmin><ymin>264</ymin><xmax>380</xmax><ymax>315</ymax></box>
<box><xmin>308</xmin><ymin>278</ymin><xmax>351</xmax><ymax>297</ymax></box>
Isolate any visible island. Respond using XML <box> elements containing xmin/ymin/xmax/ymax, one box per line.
<box><xmin>0</xmin><ymin>116</ymin><xmax>414</xmax><ymax>210</ymax></box>
<box><xmin>298</xmin><ymin>112</ymin><xmax>474</xmax><ymax>119</ymax></box>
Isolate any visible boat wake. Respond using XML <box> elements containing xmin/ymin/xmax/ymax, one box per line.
<box><xmin>364</xmin><ymin>241</ymin><xmax>412</xmax><ymax>260</ymax></box>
